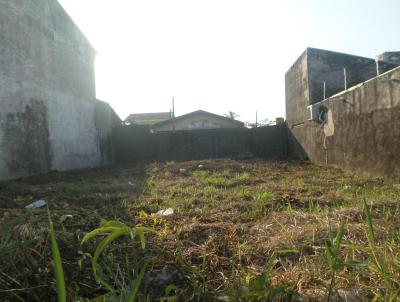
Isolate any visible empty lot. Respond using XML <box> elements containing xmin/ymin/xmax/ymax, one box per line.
<box><xmin>1</xmin><ymin>159</ymin><xmax>399</xmax><ymax>301</ymax></box>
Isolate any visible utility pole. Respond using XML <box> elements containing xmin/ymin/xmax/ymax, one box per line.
<box><xmin>375</xmin><ymin>57</ymin><xmax>380</xmax><ymax>76</ymax></box>
<box><xmin>255</xmin><ymin>111</ymin><xmax>258</xmax><ymax>128</ymax></box>
<box><xmin>172</xmin><ymin>97</ymin><xmax>176</xmax><ymax>132</ymax></box>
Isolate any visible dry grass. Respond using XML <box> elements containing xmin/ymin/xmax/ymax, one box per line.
<box><xmin>1</xmin><ymin>159</ymin><xmax>400</xmax><ymax>301</ymax></box>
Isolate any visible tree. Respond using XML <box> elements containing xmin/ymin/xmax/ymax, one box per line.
<box><xmin>225</xmin><ymin>111</ymin><xmax>239</xmax><ymax>120</ymax></box>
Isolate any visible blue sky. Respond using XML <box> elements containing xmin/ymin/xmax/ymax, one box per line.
<box><xmin>58</xmin><ymin>0</ymin><xmax>400</xmax><ymax>123</ymax></box>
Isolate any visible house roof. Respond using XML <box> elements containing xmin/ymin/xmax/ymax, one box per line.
<box><xmin>152</xmin><ymin>110</ymin><xmax>245</xmax><ymax>128</ymax></box>
<box><xmin>125</xmin><ymin>112</ymin><xmax>172</xmax><ymax>125</ymax></box>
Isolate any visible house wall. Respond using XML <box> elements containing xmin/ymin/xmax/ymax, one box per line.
<box><xmin>286</xmin><ymin>49</ymin><xmax>400</xmax><ymax>180</ymax></box>
<box><xmin>0</xmin><ymin>0</ymin><xmax>104</xmax><ymax>180</ymax></box>
<box><xmin>153</xmin><ymin>112</ymin><xmax>243</xmax><ymax>132</ymax></box>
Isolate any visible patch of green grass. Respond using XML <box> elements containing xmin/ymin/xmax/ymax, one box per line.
<box><xmin>192</xmin><ymin>170</ymin><xmax>232</xmax><ymax>187</ymax></box>
<box><xmin>140</xmin><ymin>176</ymin><xmax>158</xmax><ymax>195</ymax></box>
<box><xmin>255</xmin><ymin>191</ymin><xmax>275</xmax><ymax>204</ymax></box>
<box><xmin>192</xmin><ymin>170</ymin><xmax>208</xmax><ymax>180</ymax></box>
<box><xmin>240</xmin><ymin>190</ymin><xmax>276</xmax><ymax>220</ymax></box>
<box><xmin>202</xmin><ymin>186</ymin><xmax>219</xmax><ymax>203</ymax></box>
<box><xmin>239</xmin><ymin>189</ymin><xmax>253</xmax><ymax>201</ymax></box>
<box><xmin>225</xmin><ymin>250</ymin><xmax>300</xmax><ymax>301</ymax></box>
<box><xmin>235</xmin><ymin>172</ymin><xmax>251</xmax><ymax>184</ymax></box>
<box><xmin>165</xmin><ymin>161</ymin><xmax>175</xmax><ymax>167</ymax></box>
<box><xmin>221</xmin><ymin>169</ymin><xmax>232</xmax><ymax>177</ymax></box>
<box><xmin>206</xmin><ymin>176</ymin><xmax>231</xmax><ymax>188</ymax></box>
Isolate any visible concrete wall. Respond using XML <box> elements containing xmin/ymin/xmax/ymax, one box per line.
<box><xmin>286</xmin><ymin>48</ymin><xmax>400</xmax><ymax>180</ymax></box>
<box><xmin>95</xmin><ymin>100</ymin><xmax>122</xmax><ymax>163</ymax></box>
<box><xmin>0</xmin><ymin>0</ymin><xmax>104</xmax><ymax>180</ymax></box>
<box><xmin>285</xmin><ymin>50</ymin><xmax>310</xmax><ymax>127</ymax></box>
<box><xmin>114</xmin><ymin>125</ymin><xmax>289</xmax><ymax>162</ymax></box>
<box><xmin>307</xmin><ymin>48</ymin><xmax>398</xmax><ymax>105</ymax></box>
<box><xmin>378</xmin><ymin>52</ymin><xmax>400</xmax><ymax>65</ymax></box>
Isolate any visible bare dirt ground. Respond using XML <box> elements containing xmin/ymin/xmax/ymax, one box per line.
<box><xmin>1</xmin><ymin>159</ymin><xmax>399</xmax><ymax>301</ymax></box>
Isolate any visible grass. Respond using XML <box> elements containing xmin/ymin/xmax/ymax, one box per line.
<box><xmin>1</xmin><ymin>159</ymin><xmax>400</xmax><ymax>301</ymax></box>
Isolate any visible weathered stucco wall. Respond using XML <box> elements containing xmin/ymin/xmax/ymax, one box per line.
<box><xmin>0</xmin><ymin>0</ymin><xmax>104</xmax><ymax>180</ymax></box>
<box><xmin>287</xmin><ymin>48</ymin><xmax>400</xmax><ymax>180</ymax></box>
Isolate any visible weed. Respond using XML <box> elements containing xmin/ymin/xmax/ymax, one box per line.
<box><xmin>363</xmin><ymin>198</ymin><xmax>400</xmax><ymax>301</ymax></box>
<box><xmin>324</xmin><ymin>221</ymin><xmax>345</xmax><ymax>302</ymax></box>
<box><xmin>81</xmin><ymin>220</ymin><xmax>155</xmax><ymax>293</ymax></box>
<box><xmin>225</xmin><ymin>251</ymin><xmax>299</xmax><ymax>301</ymax></box>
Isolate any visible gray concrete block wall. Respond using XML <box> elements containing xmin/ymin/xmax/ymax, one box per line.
<box><xmin>286</xmin><ymin>47</ymin><xmax>400</xmax><ymax>180</ymax></box>
<box><xmin>0</xmin><ymin>0</ymin><xmax>103</xmax><ymax>180</ymax></box>
<box><xmin>285</xmin><ymin>50</ymin><xmax>309</xmax><ymax>127</ymax></box>
<box><xmin>113</xmin><ymin>125</ymin><xmax>289</xmax><ymax>162</ymax></box>
<box><xmin>306</xmin><ymin>48</ymin><xmax>398</xmax><ymax>105</ymax></box>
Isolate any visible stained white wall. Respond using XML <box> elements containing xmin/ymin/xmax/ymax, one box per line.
<box><xmin>0</xmin><ymin>0</ymin><xmax>102</xmax><ymax>180</ymax></box>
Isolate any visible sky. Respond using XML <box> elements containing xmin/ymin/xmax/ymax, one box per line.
<box><xmin>57</xmin><ymin>0</ymin><xmax>400</xmax><ymax>123</ymax></box>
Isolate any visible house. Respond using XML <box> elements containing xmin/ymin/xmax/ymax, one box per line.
<box><xmin>124</xmin><ymin>112</ymin><xmax>172</xmax><ymax>125</ymax></box>
<box><xmin>151</xmin><ymin>110</ymin><xmax>245</xmax><ymax>132</ymax></box>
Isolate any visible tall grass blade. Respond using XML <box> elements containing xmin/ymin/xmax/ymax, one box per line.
<box><xmin>127</xmin><ymin>261</ymin><xmax>148</xmax><ymax>302</ymax></box>
<box><xmin>363</xmin><ymin>197</ymin><xmax>376</xmax><ymax>243</ymax></box>
<box><xmin>48</xmin><ymin>208</ymin><xmax>66</xmax><ymax>302</ymax></box>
